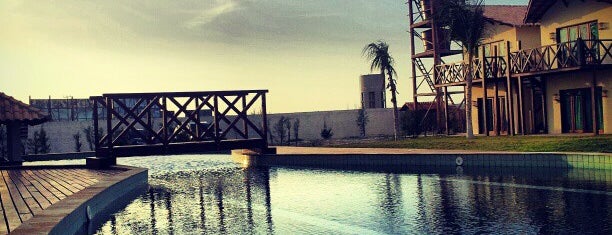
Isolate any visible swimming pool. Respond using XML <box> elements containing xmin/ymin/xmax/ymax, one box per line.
<box><xmin>94</xmin><ymin>154</ymin><xmax>611</xmax><ymax>234</ymax></box>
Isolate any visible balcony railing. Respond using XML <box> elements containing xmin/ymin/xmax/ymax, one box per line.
<box><xmin>510</xmin><ymin>39</ymin><xmax>611</xmax><ymax>74</ymax></box>
<box><xmin>435</xmin><ymin>39</ymin><xmax>611</xmax><ymax>86</ymax></box>
<box><xmin>435</xmin><ymin>56</ymin><xmax>506</xmax><ymax>85</ymax></box>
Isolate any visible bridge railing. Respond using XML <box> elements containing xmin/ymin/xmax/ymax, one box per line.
<box><xmin>91</xmin><ymin>90</ymin><xmax>268</xmax><ymax>157</ymax></box>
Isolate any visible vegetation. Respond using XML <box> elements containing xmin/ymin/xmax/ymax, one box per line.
<box><xmin>363</xmin><ymin>40</ymin><xmax>400</xmax><ymax>140</ymax></box>
<box><xmin>356</xmin><ymin>106</ymin><xmax>369</xmax><ymax>137</ymax></box>
<box><xmin>327</xmin><ymin>135</ymin><xmax>612</xmax><ymax>153</ymax></box>
<box><xmin>400</xmin><ymin>110</ymin><xmax>420</xmax><ymax>138</ymax></box>
<box><xmin>73</xmin><ymin>132</ymin><xmax>82</xmax><ymax>152</ymax></box>
<box><xmin>274</xmin><ymin>116</ymin><xmax>290</xmax><ymax>145</ymax></box>
<box><xmin>435</xmin><ymin>0</ymin><xmax>488</xmax><ymax>139</ymax></box>
<box><xmin>293</xmin><ymin>118</ymin><xmax>301</xmax><ymax>145</ymax></box>
<box><xmin>320</xmin><ymin>121</ymin><xmax>334</xmax><ymax>140</ymax></box>
<box><xmin>0</xmin><ymin>125</ymin><xmax>5</xmax><ymax>159</ymax></box>
<box><xmin>83</xmin><ymin>126</ymin><xmax>104</xmax><ymax>151</ymax></box>
<box><xmin>27</xmin><ymin>126</ymin><xmax>51</xmax><ymax>154</ymax></box>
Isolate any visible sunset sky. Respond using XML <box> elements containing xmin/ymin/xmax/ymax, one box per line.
<box><xmin>1</xmin><ymin>0</ymin><xmax>527</xmax><ymax>113</ymax></box>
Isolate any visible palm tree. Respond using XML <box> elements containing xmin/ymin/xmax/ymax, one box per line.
<box><xmin>436</xmin><ymin>0</ymin><xmax>488</xmax><ymax>139</ymax></box>
<box><xmin>363</xmin><ymin>41</ymin><xmax>400</xmax><ymax>140</ymax></box>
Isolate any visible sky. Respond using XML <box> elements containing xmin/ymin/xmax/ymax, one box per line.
<box><xmin>1</xmin><ymin>0</ymin><xmax>528</xmax><ymax>113</ymax></box>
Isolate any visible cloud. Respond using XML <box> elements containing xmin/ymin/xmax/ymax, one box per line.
<box><xmin>183</xmin><ymin>0</ymin><xmax>242</xmax><ymax>29</ymax></box>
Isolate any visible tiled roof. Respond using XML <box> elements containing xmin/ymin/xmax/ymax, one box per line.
<box><xmin>524</xmin><ymin>0</ymin><xmax>556</xmax><ymax>23</ymax></box>
<box><xmin>483</xmin><ymin>5</ymin><xmax>529</xmax><ymax>26</ymax></box>
<box><xmin>0</xmin><ymin>92</ymin><xmax>49</xmax><ymax>125</ymax></box>
<box><xmin>400</xmin><ymin>101</ymin><xmax>465</xmax><ymax>111</ymax></box>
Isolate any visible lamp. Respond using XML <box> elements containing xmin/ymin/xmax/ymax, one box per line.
<box><xmin>549</xmin><ymin>32</ymin><xmax>556</xmax><ymax>40</ymax></box>
<box><xmin>471</xmin><ymin>100</ymin><xmax>478</xmax><ymax>107</ymax></box>
<box><xmin>599</xmin><ymin>22</ymin><xmax>609</xmax><ymax>30</ymax></box>
<box><xmin>603</xmin><ymin>90</ymin><xmax>608</xmax><ymax>98</ymax></box>
<box><xmin>553</xmin><ymin>94</ymin><xmax>560</xmax><ymax>102</ymax></box>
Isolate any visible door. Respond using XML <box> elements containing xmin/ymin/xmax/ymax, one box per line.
<box><xmin>477</xmin><ymin>98</ymin><xmax>494</xmax><ymax>134</ymax></box>
<box><xmin>560</xmin><ymin>88</ymin><xmax>603</xmax><ymax>133</ymax></box>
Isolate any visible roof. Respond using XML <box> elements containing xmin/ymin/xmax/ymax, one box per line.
<box><xmin>524</xmin><ymin>0</ymin><xmax>556</xmax><ymax>23</ymax></box>
<box><xmin>482</xmin><ymin>5</ymin><xmax>529</xmax><ymax>26</ymax></box>
<box><xmin>400</xmin><ymin>101</ymin><xmax>465</xmax><ymax>112</ymax></box>
<box><xmin>0</xmin><ymin>92</ymin><xmax>49</xmax><ymax>125</ymax></box>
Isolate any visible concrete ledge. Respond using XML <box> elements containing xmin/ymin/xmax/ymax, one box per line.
<box><xmin>12</xmin><ymin>166</ymin><xmax>148</xmax><ymax>235</ymax></box>
<box><xmin>24</xmin><ymin>152</ymin><xmax>96</xmax><ymax>162</ymax></box>
<box><xmin>233</xmin><ymin>147</ymin><xmax>612</xmax><ymax>170</ymax></box>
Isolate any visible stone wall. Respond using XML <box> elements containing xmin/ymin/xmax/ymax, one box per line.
<box><xmin>27</xmin><ymin>108</ymin><xmax>395</xmax><ymax>153</ymax></box>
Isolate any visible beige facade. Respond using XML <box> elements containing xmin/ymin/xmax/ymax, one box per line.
<box><xmin>439</xmin><ymin>0</ymin><xmax>611</xmax><ymax>136</ymax></box>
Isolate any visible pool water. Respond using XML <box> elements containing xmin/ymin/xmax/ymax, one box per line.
<box><xmin>93</xmin><ymin>154</ymin><xmax>611</xmax><ymax>234</ymax></box>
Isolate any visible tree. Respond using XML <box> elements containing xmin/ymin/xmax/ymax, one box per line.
<box><xmin>83</xmin><ymin>126</ymin><xmax>104</xmax><ymax>151</ymax></box>
<box><xmin>356</xmin><ymin>106</ymin><xmax>369</xmax><ymax>137</ymax></box>
<box><xmin>435</xmin><ymin>0</ymin><xmax>488</xmax><ymax>139</ymax></box>
<box><xmin>363</xmin><ymin>40</ymin><xmax>400</xmax><ymax>140</ymax></box>
<box><xmin>27</xmin><ymin>126</ymin><xmax>51</xmax><ymax>154</ymax></box>
<box><xmin>274</xmin><ymin>116</ymin><xmax>288</xmax><ymax>145</ymax></box>
<box><xmin>292</xmin><ymin>118</ymin><xmax>300</xmax><ymax>146</ymax></box>
<box><xmin>73</xmin><ymin>132</ymin><xmax>82</xmax><ymax>152</ymax></box>
<box><xmin>285</xmin><ymin>118</ymin><xmax>292</xmax><ymax>145</ymax></box>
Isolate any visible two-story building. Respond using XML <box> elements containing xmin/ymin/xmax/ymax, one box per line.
<box><xmin>435</xmin><ymin>0</ymin><xmax>611</xmax><ymax>135</ymax></box>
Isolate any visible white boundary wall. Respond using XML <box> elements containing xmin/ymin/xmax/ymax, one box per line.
<box><xmin>28</xmin><ymin>108</ymin><xmax>395</xmax><ymax>153</ymax></box>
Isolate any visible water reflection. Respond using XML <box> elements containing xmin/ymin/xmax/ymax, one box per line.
<box><xmin>94</xmin><ymin>155</ymin><xmax>612</xmax><ymax>234</ymax></box>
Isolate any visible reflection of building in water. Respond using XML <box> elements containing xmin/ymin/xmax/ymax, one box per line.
<box><xmin>29</xmin><ymin>96</ymin><xmax>163</xmax><ymax>121</ymax></box>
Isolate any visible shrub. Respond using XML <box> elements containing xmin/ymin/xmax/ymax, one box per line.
<box><xmin>73</xmin><ymin>132</ymin><xmax>82</xmax><ymax>152</ymax></box>
<box><xmin>83</xmin><ymin>126</ymin><xmax>104</xmax><ymax>150</ymax></box>
<box><xmin>400</xmin><ymin>110</ymin><xmax>421</xmax><ymax>138</ymax></box>
<box><xmin>293</xmin><ymin>118</ymin><xmax>300</xmax><ymax>146</ymax></box>
<box><xmin>356</xmin><ymin>107</ymin><xmax>369</xmax><ymax>137</ymax></box>
<box><xmin>27</xmin><ymin>126</ymin><xmax>51</xmax><ymax>154</ymax></box>
<box><xmin>320</xmin><ymin>121</ymin><xmax>333</xmax><ymax>140</ymax></box>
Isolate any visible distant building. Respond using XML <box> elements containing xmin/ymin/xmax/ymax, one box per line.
<box><xmin>360</xmin><ymin>74</ymin><xmax>386</xmax><ymax>109</ymax></box>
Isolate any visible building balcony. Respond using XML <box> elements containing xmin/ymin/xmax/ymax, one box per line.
<box><xmin>434</xmin><ymin>39</ymin><xmax>612</xmax><ymax>87</ymax></box>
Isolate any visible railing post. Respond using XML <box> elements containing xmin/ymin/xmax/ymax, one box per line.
<box><xmin>106</xmin><ymin>97</ymin><xmax>113</xmax><ymax>158</ymax></box>
<box><xmin>213</xmin><ymin>95</ymin><xmax>220</xmax><ymax>146</ymax></box>
<box><xmin>481</xmin><ymin>45</ymin><xmax>489</xmax><ymax>136</ymax></box>
<box><xmin>242</xmin><ymin>94</ymin><xmax>249</xmax><ymax>139</ymax></box>
<box><xmin>261</xmin><ymin>92</ymin><xmax>268</xmax><ymax>147</ymax></box>
<box><xmin>162</xmin><ymin>96</ymin><xmax>168</xmax><ymax>147</ymax></box>
<box><xmin>505</xmin><ymin>40</ymin><xmax>515</xmax><ymax>136</ymax></box>
<box><xmin>93</xmin><ymin>98</ymin><xmax>99</xmax><ymax>153</ymax></box>
<box><xmin>195</xmin><ymin>97</ymin><xmax>200</xmax><ymax>140</ymax></box>
<box><xmin>577</xmin><ymin>37</ymin><xmax>585</xmax><ymax>66</ymax></box>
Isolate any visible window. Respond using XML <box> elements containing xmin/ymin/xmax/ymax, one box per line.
<box><xmin>368</xmin><ymin>92</ymin><xmax>376</xmax><ymax>108</ymax></box>
<box><xmin>482</xmin><ymin>41</ymin><xmax>506</xmax><ymax>57</ymax></box>
<box><xmin>557</xmin><ymin>21</ymin><xmax>598</xmax><ymax>42</ymax></box>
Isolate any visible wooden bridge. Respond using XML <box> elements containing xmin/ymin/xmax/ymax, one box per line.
<box><xmin>88</xmin><ymin>90</ymin><xmax>269</xmax><ymax>166</ymax></box>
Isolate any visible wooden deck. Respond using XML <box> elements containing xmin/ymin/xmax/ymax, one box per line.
<box><xmin>0</xmin><ymin>167</ymin><xmax>124</xmax><ymax>234</ymax></box>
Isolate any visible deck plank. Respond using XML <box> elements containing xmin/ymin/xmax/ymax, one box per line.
<box><xmin>0</xmin><ymin>171</ymin><xmax>32</xmax><ymax>223</ymax></box>
<box><xmin>0</xmin><ymin>167</ymin><xmax>125</xmax><ymax>234</ymax></box>
<box><xmin>6</xmin><ymin>171</ymin><xmax>42</xmax><ymax>215</ymax></box>
<box><xmin>47</xmin><ymin>170</ymin><xmax>90</xmax><ymax>191</ymax></box>
<box><xmin>0</xmin><ymin>170</ymin><xmax>23</xmax><ymax>231</ymax></box>
<box><xmin>21</xmin><ymin>170</ymin><xmax>60</xmax><ymax>205</ymax></box>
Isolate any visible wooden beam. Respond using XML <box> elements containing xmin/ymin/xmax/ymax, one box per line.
<box><xmin>505</xmin><ymin>41</ymin><xmax>514</xmax><ymax>136</ymax></box>
<box><xmin>541</xmin><ymin>78</ymin><xmax>548</xmax><ymax>134</ymax></box>
<box><xmin>444</xmin><ymin>87</ymin><xmax>450</xmax><ymax>135</ymax></box>
<box><xmin>493</xmin><ymin>46</ymin><xmax>500</xmax><ymax>136</ymax></box>
<box><xmin>482</xmin><ymin>46</ymin><xmax>489</xmax><ymax>136</ymax></box>
<box><xmin>518</xmin><ymin>77</ymin><xmax>525</xmax><ymax>135</ymax></box>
